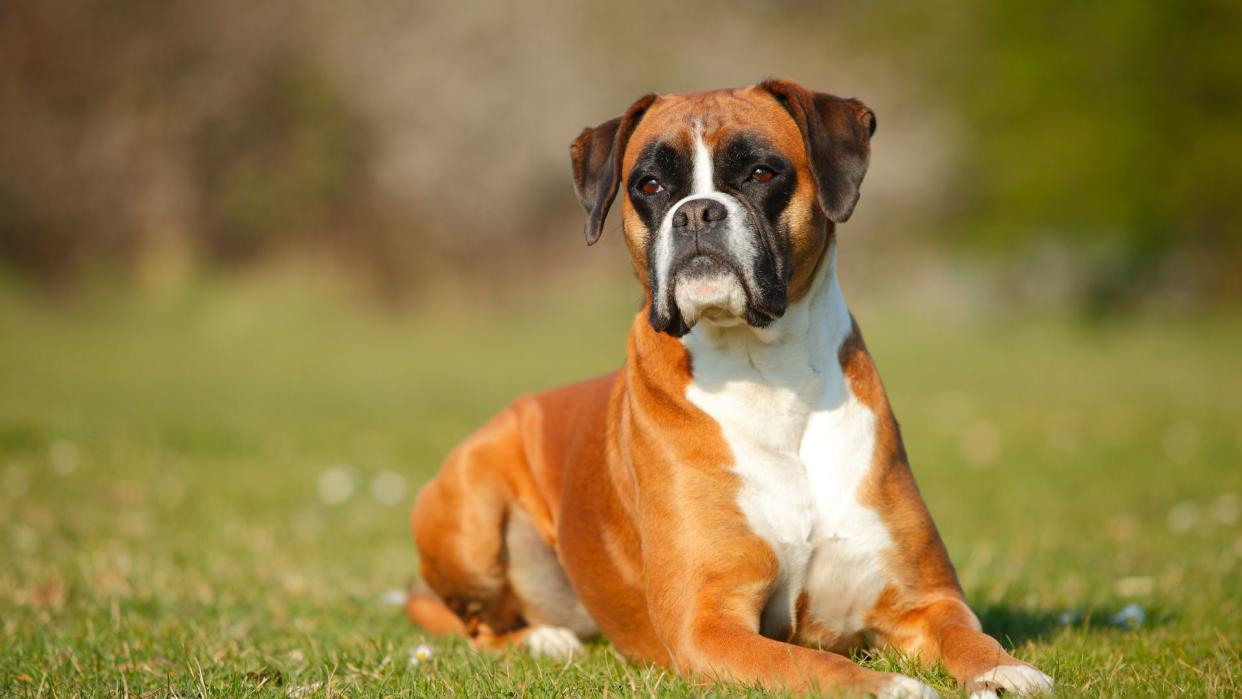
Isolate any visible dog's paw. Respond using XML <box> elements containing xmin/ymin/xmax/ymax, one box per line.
<box><xmin>524</xmin><ymin>625</ymin><xmax>584</xmax><ymax>661</ymax></box>
<box><xmin>967</xmin><ymin>664</ymin><xmax>1053</xmax><ymax>697</ymax></box>
<box><xmin>879</xmin><ymin>674</ymin><xmax>940</xmax><ymax>699</ymax></box>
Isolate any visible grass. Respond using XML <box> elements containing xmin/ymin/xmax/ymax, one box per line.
<box><xmin>1</xmin><ymin>268</ymin><xmax>1240</xmax><ymax>697</ymax></box>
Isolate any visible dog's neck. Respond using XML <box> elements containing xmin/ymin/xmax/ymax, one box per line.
<box><xmin>678</xmin><ymin>241</ymin><xmax>858</xmax><ymax>461</ymax></box>
<box><xmin>682</xmin><ymin>242</ymin><xmax>853</xmax><ymax>384</ymax></box>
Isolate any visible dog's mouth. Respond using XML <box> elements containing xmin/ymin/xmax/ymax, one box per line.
<box><xmin>650</xmin><ymin>254</ymin><xmax>785</xmax><ymax>337</ymax></box>
<box><xmin>675</xmin><ymin>256</ymin><xmax>746</xmax><ymax>323</ymax></box>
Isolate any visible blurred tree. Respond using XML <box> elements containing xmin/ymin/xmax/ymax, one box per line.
<box><xmin>907</xmin><ymin>1</ymin><xmax>1242</xmax><ymax>306</ymax></box>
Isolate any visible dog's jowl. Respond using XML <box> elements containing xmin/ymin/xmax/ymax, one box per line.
<box><xmin>408</xmin><ymin>80</ymin><xmax>1053</xmax><ymax>698</ymax></box>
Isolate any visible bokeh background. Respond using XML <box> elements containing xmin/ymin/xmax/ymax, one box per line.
<box><xmin>2</xmin><ymin>1</ymin><xmax>1241</xmax><ymax>695</ymax></box>
<box><xmin>3</xmin><ymin>0</ymin><xmax>1240</xmax><ymax>307</ymax></box>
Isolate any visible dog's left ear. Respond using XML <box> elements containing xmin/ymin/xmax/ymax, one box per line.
<box><xmin>760</xmin><ymin>79</ymin><xmax>876</xmax><ymax>223</ymax></box>
<box><xmin>570</xmin><ymin>93</ymin><xmax>658</xmax><ymax>245</ymax></box>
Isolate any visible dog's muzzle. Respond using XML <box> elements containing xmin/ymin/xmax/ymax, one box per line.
<box><xmin>649</xmin><ymin>196</ymin><xmax>787</xmax><ymax>337</ymax></box>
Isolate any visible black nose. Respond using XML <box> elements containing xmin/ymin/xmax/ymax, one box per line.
<box><xmin>672</xmin><ymin>199</ymin><xmax>728</xmax><ymax>233</ymax></box>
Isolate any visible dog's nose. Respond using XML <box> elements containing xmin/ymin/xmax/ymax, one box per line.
<box><xmin>672</xmin><ymin>199</ymin><xmax>728</xmax><ymax>233</ymax></box>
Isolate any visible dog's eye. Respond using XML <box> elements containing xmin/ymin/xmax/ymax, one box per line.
<box><xmin>637</xmin><ymin>177</ymin><xmax>663</xmax><ymax>196</ymax></box>
<box><xmin>749</xmin><ymin>166</ymin><xmax>775</xmax><ymax>183</ymax></box>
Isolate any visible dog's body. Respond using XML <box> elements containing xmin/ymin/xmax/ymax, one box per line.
<box><xmin>408</xmin><ymin>81</ymin><xmax>1052</xmax><ymax>698</ymax></box>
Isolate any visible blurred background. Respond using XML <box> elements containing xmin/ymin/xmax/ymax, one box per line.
<box><xmin>2</xmin><ymin>0</ymin><xmax>1239</xmax><ymax>309</ymax></box>
<box><xmin>2</xmin><ymin>1</ymin><xmax>1241</xmax><ymax>694</ymax></box>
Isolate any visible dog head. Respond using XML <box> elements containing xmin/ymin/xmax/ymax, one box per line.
<box><xmin>570</xmin><ymin>80</ymin><xmax>876</xmax><ymax>337</ymax></box>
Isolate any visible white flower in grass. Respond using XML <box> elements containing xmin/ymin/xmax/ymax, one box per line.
<box><xmin>11</xmin><ymin>525</ymin><xmax>38</xmax><ymax>553</ymax></box>
<box><xmin>1167</xmin><ymin>501</ymin><xmax>1199</xmax><ymax>534</ymax></box>
<box><xmin>1112</xmin><ymin>603</ymin><xmax>1145</xmax><ymax>629</ymax></box>
<box><xmin>286</xmin><ymin>680</ymin><xmax>322</xmax><ymax>697</ymax></box>
<box><xmin>370</xmin><ymin>471</ymin><xmax>407</xmax><ymax>506</ymax></box>
<box><xmin>1211</xmin><ymin>493</ymin><xmax>1239</xmax><ymax>526</ymax></box>
<box><xmin>408</xmin><ymin>644</ymin><xmax>434</xmax><ymax>666</ymax></box>
<box><xmin>317</xmin><ymin>464</ymin><xmax>357</xmax><ymax>505</ymax></box>
<box><xmin>49</xmin><ymin>439</ymin><xmax>80</xmax><ymax>475</ymax></box>
<box><xmin>379</xmin><ymin>589</ymin><xmax>406</xmax><ymax>606</ymax></box>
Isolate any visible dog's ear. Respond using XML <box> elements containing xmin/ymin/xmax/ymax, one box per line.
<box><xmin>760</xmin><ymin>79</ymin><xmax>876</xmax><ymax>223</ymax></box>
<box><xmin>570</xmin><ymin>93</ymin><xmax>658</xmax><ymax>245</ymax></box>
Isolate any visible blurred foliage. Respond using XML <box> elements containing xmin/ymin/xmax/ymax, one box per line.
<box><xmin>0</xmin><ymin>1</ymin><xmax>380</xmax><ymax>286</ymax></box>
<box><xmin>193</xmin><ymin>55</ymin><xmax>371</xmax><ymax>262</ymax></box>
<box><xmin>927</xmin><ymin>1</ymin><xmax>1242</xmax><ymax>306</ymax></box>
<box><xmin>0</xmin><ymin>0</ymin><xmax>1238</xmax><ymax>307</ymax></box>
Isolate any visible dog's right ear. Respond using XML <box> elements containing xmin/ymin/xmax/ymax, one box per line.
<box><xmin>760</xmin><ymin>79</ymin><xmax>876</xmax><ymax>224</ymax></box>
<box><xmin>570</xmin><ymin>94</ymin><xmax>657</xmax><ymax>245</ymax></box>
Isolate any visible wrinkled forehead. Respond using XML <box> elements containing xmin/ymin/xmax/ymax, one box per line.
<box><xmin>621</xmin><ymin>86</ymin><xmax>808</xmax><ymax>173</ymax></box>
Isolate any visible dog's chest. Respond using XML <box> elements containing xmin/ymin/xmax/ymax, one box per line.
<box><xmin>684</xmin><ymin>317</ymin><xmax>894</xmax><ymax>642</ymax></box>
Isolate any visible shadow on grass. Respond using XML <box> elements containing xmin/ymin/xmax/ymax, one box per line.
<box><xmin>976</xmin><ymin>605</ymin><xmax>1065</xmax><ymax>647</ymax></box>
<box><xmin>977</xmin><ymin>602</ymin><xmax>1171</xmax><ymax>648</ymax></box>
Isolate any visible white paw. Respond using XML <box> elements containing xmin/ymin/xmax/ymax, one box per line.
<box><xmin>968</xmin><ymin>664</ymin><xmax>1053</xmax><ymax>697</ymax></box>
<box><xmin>524</xmin><ymin>625</ymin><xmax>583</xmax><ymax>661</ymax></box>
<box><xmin>880</xmin><ymin>674</ymin><xmax>940</xmax><ymax>699</ymax></box>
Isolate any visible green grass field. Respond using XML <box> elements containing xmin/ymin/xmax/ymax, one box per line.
<box><xmin>1</xmin><ymin>271</ymin><xmax>1240</xmax><ymax>697</ymax></box>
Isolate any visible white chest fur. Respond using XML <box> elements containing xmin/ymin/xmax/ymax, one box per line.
<box><xmin>683</xmin><ymin>250</ymin><xmax>894</xmax><ymax>641</ymax></box>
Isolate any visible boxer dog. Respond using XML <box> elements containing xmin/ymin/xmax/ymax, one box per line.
<box><xmin>407</xmin><ymin>80</ymin><xmax>1053</xmax><ymax>698</ymax></box>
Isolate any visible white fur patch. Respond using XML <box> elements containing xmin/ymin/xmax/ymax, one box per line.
<box><xmin>684</xmin><ymin>247</ymin><xmax>894</xmax><ymax>641</ymax></box>
<box><xmin>691</xmin><ymin>121</ymin><xmax>714</xmax><ymax>197</ymax></box>
<box><xmin>969</xmin><ymin>664</ymin><xmax>1053</xmax><ymax>697</ymax></box>
<box><xmin>881</xmin><ymin>675</ymin><xmax>941</xmax><ymax>699</ymax></box>
<box><xmin>504</xmin><ymin>508</ymin><xmax>598</xmax><ymax>638</ymax></box>
<box><xmin>524</xmin><ymin>625</ymin><xmax>584</xmax><ymax>661</ymax></box>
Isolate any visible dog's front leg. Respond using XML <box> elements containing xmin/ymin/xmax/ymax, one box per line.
<box><xmin>638</xmin><ymin>519</ymin><xmax>937</xmax><ymax>697</ymax></box>
<box><xmin>668</xmin><ymin>611</ymin><xmax>936</xmax><ymax>697</ymax></box>
<box><xmin>879</xmin><ymin>596</ymin><xmax>1053</xmax><ymax>697</ymax></box>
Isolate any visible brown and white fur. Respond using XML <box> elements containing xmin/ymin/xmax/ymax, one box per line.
<box><xmin>407</xmin><ymin>80</ymin><xmax>1052</xmax><ymax>698</ymax></box>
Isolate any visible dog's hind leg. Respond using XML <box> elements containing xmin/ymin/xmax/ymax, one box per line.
<box><xmin>405</xmin><ymin>579</ymin><xmax>584</xmax><ymax>659</ymax></box>
<box><xmin>409</xmin><ymin>402</ymin><xmax>592</xmax><ymax>661</ymax></box>
<box><xmin>409</xmin><ymin>406</ymin><xmax>532</xmax><ymax>638</ymax></box>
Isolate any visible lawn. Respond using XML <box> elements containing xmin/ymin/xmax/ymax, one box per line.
<box><xmin>1</xmin><ymin>269</ymin><xmax>1240</xmax><ymax>697</ymax></box>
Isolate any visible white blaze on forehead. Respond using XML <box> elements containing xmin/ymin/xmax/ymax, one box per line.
<box><xmin>691</xmin><ymin>120</ymin><xmax>715</xmax><ymax>195</ymax></box>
